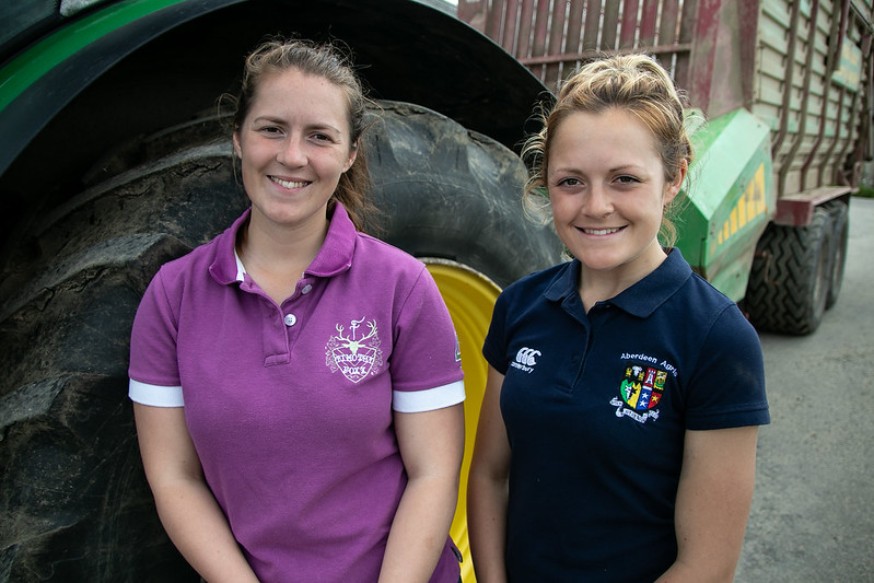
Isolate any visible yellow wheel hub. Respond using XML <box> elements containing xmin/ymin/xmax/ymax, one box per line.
<box><xmin>425</xmin><ymin>259</ymin><xmax>501</xmax><ymax>583</ymax></box>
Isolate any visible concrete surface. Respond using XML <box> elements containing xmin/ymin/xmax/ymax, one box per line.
<box><xmin>735</xmin><ymin>196</ymin><xmax>874</xmax><ymax>583</ymax></box>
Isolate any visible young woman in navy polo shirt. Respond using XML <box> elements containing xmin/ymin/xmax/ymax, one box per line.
<box><xmin>128</xmin><ymin>39</ymin><xmax>465</xmax><ymax>583</ymax></box>
<box><xmin>468</xmin><ymin>54</ymin><xmax>770</xmax><ymax>582</ymax></box>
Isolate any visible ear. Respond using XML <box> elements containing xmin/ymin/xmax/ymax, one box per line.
<box><xmin>664</xmin><ymin>158</ymin><xmax>688</xmax><ymax>204</ymax></box>
<box><xmin>343</xmin><ymin>142</ymin><xmax>359</xmax><ymax>173</ymax></box>
<box><xmin>232</xmin><ymin>132</ymin><xmax>242</xmax><ymax>159</ymax></box>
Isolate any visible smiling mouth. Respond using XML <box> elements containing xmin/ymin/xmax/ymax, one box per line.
<box><xmin>270</xmin><ymin>176</ymin><xmax>310</xmax><ymax>189</ymax></box>
<box><xmin>580</xmin><ymin>227</ymin><xmax>623</xmax><ymax>236</ymax></box>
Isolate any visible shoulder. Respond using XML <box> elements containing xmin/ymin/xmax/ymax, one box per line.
<box><xmin>141</xmin><ymin>227</ymin><xmax>235</xmax><ymax>310</ymax></box>
<box><xmin>654</xmin><ymin>250</ymin><xmax>741</xmax><ymax>324</ymax></box>
<box><xmin>670</xmin><ymin>274</ymin><xmax>762</xmax><ymax>370</ymax></box>
<box><xmin>151</xmin><ymin>238</ymin><xmax>219</xmax><ymax>288</ymax></box>
<box><xmin>497</xmin><ymin>261</ymin><xmax>573</xmax><ymax>306</ymax></box>
<box><xmin>645</xmin><ymin>255</ymin><xmax>760</xmax><ymax>353</ymax></box>
<box><xmin>153</xmin><ymin>210</ymin><xmax>245</xmax><ymax>288</ymax></box>
<box><xmin>683</xmin><ymin>273</ymin><xmax>750</xmax><ymax>327</ymax></box>
<box><xmin>356</xmin><ymin>232</ymin><xmax>423</xmax><ymax>263</ymax></box>
<box><xmin>352</xmin><ymin>232</ymin><xmax>428</xmax><ymax>281</ymax></box>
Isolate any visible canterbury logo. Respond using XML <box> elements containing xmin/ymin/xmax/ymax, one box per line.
<box><xmin>511</xmin><ymin>347</ymin><xmax>541</xmax><ymax>373</ymax></box>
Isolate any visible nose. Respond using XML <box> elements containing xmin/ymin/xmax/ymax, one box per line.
<box><xmin>582</xmin><ymin>183</ymin><xmax>612</xmax><ymax>217</ymax></box>
<box><xmin>277</xmin><ymin>136</ymin><xmax>307</xmax><ymax>167</ymax></box>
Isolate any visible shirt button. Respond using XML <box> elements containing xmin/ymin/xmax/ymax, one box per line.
<box><xmin>283</xmin><ymin>313</ymin><xmax>297</xmax><ymax>327</ymax></box>
<box><xmin>301</xmin><ymin>284</ymin><xmax>313</xmax><ymax>295</ymax></box>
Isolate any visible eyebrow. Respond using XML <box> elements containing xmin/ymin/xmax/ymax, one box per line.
<box><xmin>251</xmin><ymin>116</ymin><xmax>344</xmax><ymax>135</ymax></box>
<box><xmin>549</xmin><ymin>164</ymin><xmax>648</xmax><ymax>175</ymax></box>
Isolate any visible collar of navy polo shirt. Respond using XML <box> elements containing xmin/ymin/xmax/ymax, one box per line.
<box><xmin>208</xmin><ymin>203</ymin><xmax>357</xmax><ymax>286</ymax></box>
<box><xmin>544</xmin><ymin>248</ymin><xmax>693</xmax><ymax>318</ymax></box>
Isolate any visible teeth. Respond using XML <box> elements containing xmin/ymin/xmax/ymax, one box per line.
<box><xmin>271</xmin><ymin>177</ymin><xmax>308</xmax><ymax>189</ymax></box>
<box><xmin>583</xmin><ymin>227</ymin><xmax>620</xmax><ymax>235</ymax></box>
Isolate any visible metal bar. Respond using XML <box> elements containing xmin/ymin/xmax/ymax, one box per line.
<box><xmin>517</xmin><ymin>0</ymin><xmax>535</xmax><ymax>58</ymax></box>
<box><xmin>683</xmin><ymin>0</ymin><xmax>726</xmax><ymax>116</ymax></box>
<box><xmin>818</xmin><ymin>0</ymin><xmax>852</xmax><ymax>184</ymax></box>
<box><xmin>638</xmin><ymin>0</ymin><xmax>659</xmax><ymax>47</ymax></box>
<box><xmin>819</xmin><ymin>85</ymin><xmax>848</xmax><ymax>184</ymax></box>
<box><xmin>620</xmin><ymin>0</ymin><xmax>640</xmax><ymax>48</ymax></box>
<box><xmin>835</xmin><ymin>68</ymin><xmax>862</xmax><ymax>186</ymax></box>
<box><xmin>486</xmin><ymin>0</ymin><xmax>506</xmax><ymax>47</ymax></box>
<box><xmin>601</xmin><ymin>0</ymin><xmax>621</xmax><ymax>50</ymax></box>
<box><xmin>659</xmin><ymin>0</ymin><xmax>681</xmax><ymax>46</ymax></box>
<box><xmin>546</xmin><ymin>0</ymin><xmax>570</xmax><ymax>86</ymax></box>
<box><xmin>582</xmin><ymin>0</ymin><xmax>604</xmax><ymax>51</ymax></box>
<box><xmin>530</xmin><ymin>0</ymin><xmax>552</xmax><ymax>80</ymax></box>
<box><xmin>504</xmin><ymin>0</ymin><xmax>521</xmax><ymax>54</ymax></box>
<box><xmin>673</xmin><ymin>0</ymin><xmax>697</xmax><ymax>93</ymax></box>
<box><xmin>851</xmin><ymin>32</ymin><xmax>873</xmax><ymax>184</ymax></box>
<box><xmin>738</xmin><ymin>0</ymin><xmax>760</xmax><ymax>109</ymax></box>
<box><xmin>519</xmin><ymin>42</ymin><xmax>693</xmax><ymax>66</ymax></box>
<box><xmin>779</xmin><ymin>0</ymin><xmax>820</xmax><ymax>196</ymax></box>
<box><xmin>770</xmin><ymin>1</ymin><xmax>802</xmax><ymax>169</ymax></box>
<box><xmin>773</xmin><ymin>186</ymin><xmax>853</xmax><ymax>226</ymax></box>
<box><xmin>801</xmin><ymin>0</ymin><xmax>842</xmax><ymax>189</ymax></box>
<box><xmin>565</xmin><ymin>0</ymin><xmax>586</xmax><ymax>57</ymax></box>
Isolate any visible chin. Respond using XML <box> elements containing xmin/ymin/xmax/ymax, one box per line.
<box><xmin>576</xmin><ymin>252</ymin><xmax>624</xmax><ymax>271</ymax></box>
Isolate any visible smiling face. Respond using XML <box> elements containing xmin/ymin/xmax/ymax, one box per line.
<box><xmin>233</xmin><ymin>67</ymin><xmax>357</xmax><ymax>234</ymax></box>
<box><xmin>547</xmin><ymin>108</ymin><xmax>685</xmax><ymax>284</ymax></box>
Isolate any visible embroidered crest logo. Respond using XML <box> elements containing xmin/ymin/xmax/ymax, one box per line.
<box><xmin>610</xmin><ymin>364</ymin><xmax>667</xmax><ymax>423</ymax></box>
<box><xmin>325</xmin><ymin>317</ymin><xmax>384</xmax><ymax>383</ymax></box>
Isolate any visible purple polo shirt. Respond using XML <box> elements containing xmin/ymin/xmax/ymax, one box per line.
<box><xmin>129</xmin><ymin>204</ymin><xmax>464</xmax><ymax>582</ymax></box>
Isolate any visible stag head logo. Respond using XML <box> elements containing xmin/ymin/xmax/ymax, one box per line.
<box><xmin>325</xmin><ymin>317</ymin><xmax>384</xmax><ymax>383</ymax></box>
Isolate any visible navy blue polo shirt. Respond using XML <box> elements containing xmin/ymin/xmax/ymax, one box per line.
<box><xmin>483</xmin><ymin>249</ymin><xmax>769</xmax><ymax>582</ymax></box>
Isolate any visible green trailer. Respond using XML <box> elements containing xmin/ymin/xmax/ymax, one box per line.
<box><xmin>460</xmin><ymin>0</ymin><xmax>872</xmax><ymax>335</ymax></box>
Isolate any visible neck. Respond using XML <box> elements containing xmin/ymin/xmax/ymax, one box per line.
<box><xmin>242</xmin><ymin>209</ymin><xmax>328</xmax><ymax>267</ymax></box>
<box><xmin>578</xmin><ymin>246</ymin><xmax>667</xmax><ymax>311</ymax></box>
<box><xmin>236</xmin><ymin>211</ymin><xmax>329</xmax><ymax>303</ymax></box>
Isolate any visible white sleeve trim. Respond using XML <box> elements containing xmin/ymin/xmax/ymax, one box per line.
<box><xmin>392</xmin><ymin>380</ymin><xmax>465</xmax><ymax>413</ymax></box>
<box><xmin>129</xmin><ymin>379</ymin><xmax>185</xmax><ymax>407</ymax></box>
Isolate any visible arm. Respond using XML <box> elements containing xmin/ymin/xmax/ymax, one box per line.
<box><xmin>655</xmin><ymin>426</ymin><xmax>759</xmax><ymax>583</ymax></box>
<box><xmin>133</xmin><ymin>403</ymin><xmax>259</xmax><ymax>583</ymax></box>
<box><xmin>466</xmin><ymin>366</ymin><xmax>510</xmax><ymax>583</ymax></box>
<box><xmin>378</xmin><ymin>402</ymin><xmax>465</xmax><ymax>583</ymax></box>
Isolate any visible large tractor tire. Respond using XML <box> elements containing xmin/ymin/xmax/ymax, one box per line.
<box><xmin>365</xmin><ymin>102</ymin><xmax>562</xmax><ymax>581</ymax></box>
<box><xmin>0</xmin><ymin>117</ymin><xmax>244</xmax><ymax>582</ymax></box>
<box><xmin>0</xmin><ymin>102</ymin><xmax>561</xmax><ymax>581</ymax></box>
<box><xmin>744</xmin><ymin>206</ymin><xmax>833</xmax><ymax>335</ymax></box>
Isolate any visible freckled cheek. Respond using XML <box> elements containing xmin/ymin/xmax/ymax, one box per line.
<box><xmin>240</xmin><ymin>144</ymin><xmax>276</xmax><ymax>170</ymax></box>
<box><xmin>550</xmin><ymin>197</ymin><xmax>579</xmax><ymax>223</ymax></box>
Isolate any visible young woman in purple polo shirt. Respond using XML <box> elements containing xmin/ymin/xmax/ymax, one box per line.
<box><xmin>129</xmin><ymin>38</ymin><xmax>465</xmax><ymax>582</ymax></box>
<box><xmin>467</xmin><ymin>55</ymin><xmax>769</xmax><ymax>581</ymax></box>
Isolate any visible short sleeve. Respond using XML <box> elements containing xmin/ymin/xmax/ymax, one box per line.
<box><xmin>482</xmin><ymin>290</ymin><xmax>511</xmax><ymax>375</ymax></box>
<box><xmin>128</xmin><ymin>269</ymin><xmax>184</xmax><ymax>399</ymax></box>
<box><xmin>684</xmin><ymin>305</ymin><xmax>770</xmax><ymax>430</ymax></box>
<box><xmin>389</xmin><ymin>267</ymin><xmax>465</xmax><ymax>411</ymax></box>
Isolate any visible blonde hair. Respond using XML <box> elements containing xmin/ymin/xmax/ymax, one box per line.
<box><xmin>523</xmin><ymin>53</ymin><xmax>693</xmax><ymax>246</ymax></box>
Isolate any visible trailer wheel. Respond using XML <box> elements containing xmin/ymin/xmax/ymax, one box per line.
<box><xmin>0</xmin><ymin>102</ymin><xmax>560</xmax><ymax>581</ymax></box>
<box><xmin>744</xmin><ymin>207</ymin><xmax>833</xmax><ymax>335</ymax></box>
<box><xmin>823</xmin><ymin>200</ymin><xmax>849</xmax><ymax>310</ymax></box>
